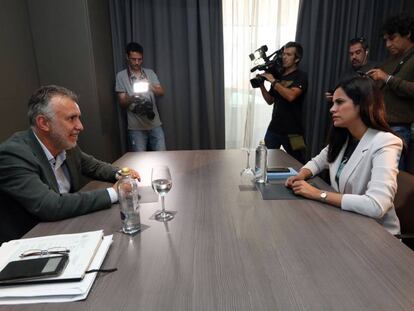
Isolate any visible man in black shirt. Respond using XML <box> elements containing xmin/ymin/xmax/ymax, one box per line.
<box><xmin>259</xmin><ymin>41</ymin><xmax>308</xmax><ymax>163</ymax></box>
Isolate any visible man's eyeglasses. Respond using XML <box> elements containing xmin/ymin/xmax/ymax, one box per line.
<box><xmin>19</xmin><ymin>247</ymin><xmax>70</xmax><ymax>258</ymax></box>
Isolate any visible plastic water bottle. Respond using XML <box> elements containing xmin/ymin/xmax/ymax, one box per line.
<box><xmin>117</xmin><ymin>167</ymin><xmax>141</xmax><ymax>234</ymax></box>
<box><xmin>255</xmin><ymin>140</ymin><xmax>268</xmax><ymax>183</ymax></box>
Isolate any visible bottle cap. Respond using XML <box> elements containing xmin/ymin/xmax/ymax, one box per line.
<box><xmin>119</xmin><ymin>167</ymin><xmax>131</xmax><ymax>176</ymax></box>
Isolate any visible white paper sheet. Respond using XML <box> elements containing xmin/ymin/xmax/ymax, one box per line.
<box><xmin>0</xmin><ymin>230</ymin><xmax>104</xmax><ymax>281</ymax></box>
<box><xmin>0</xmin><ymin>235</ymin><xmax>113</xmax><ymax>304</ymax></box>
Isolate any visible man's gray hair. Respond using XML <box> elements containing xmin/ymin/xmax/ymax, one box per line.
<box><xmin>28</xmin><ymin>85</ymin><xmax>78</xmax><ymax>126</ymax></box>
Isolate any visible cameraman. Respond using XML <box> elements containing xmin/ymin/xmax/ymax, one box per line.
<box><xmin>116</xmin><ymin>42</ymin><xmax>166</xmax><ymax>151</ymax></box>
<box><xmin>258</xmin><ymin>41</ymin><xmax>308</xmax><ymax>163</ymax></box>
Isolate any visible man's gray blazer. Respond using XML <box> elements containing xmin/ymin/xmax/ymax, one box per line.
<box><xmin>0</xmin><ymin>129</ymin><xmax>118</xmax><ymax>243</ymax></box>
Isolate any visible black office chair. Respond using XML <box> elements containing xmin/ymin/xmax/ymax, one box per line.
<box><xmin>0</xmin><ymin>195</ymin><xmax>37</xmax><ymax>245</ymax></box>
<box><xmin>394</xmin><ymin>171</ymin><xmax>414</xmax><ymax>250</ymax></box>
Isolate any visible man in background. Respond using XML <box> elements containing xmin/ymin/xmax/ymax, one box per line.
<box><xmin>258</xmin><ymin>41</ymin><xmax>308</xmax><ymax>163</ymax></box>
<box><xmin>342</xmin><ymin>37</ymin><xmax>376</xmax><ymax>79</ymax></box>
<box><xmin>368</xmin><ymin>14</ymin><xmax>414</xmax><ymax>170</ymax></box>
<box><xmin>326</xmin><ymin>37</ymin><xmax>376</xmax><ymax>101</ymax></box>
<box><xmin>0</xmin><ymin>85</ymin><xmax>139</xmax><ymax>243</ymax></box>
<box><xmin>116</xmin><ymin>42</ymin><xmax>166</xmax><ymax>151</ymax></box>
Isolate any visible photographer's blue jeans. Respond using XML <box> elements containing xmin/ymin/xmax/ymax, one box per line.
<box><xmin>391</xmin><ymin>125</ymin><xmax>412</xmax><ymax>171</ymax></box>
<box><xmin>128</xmin><ymin>127</ymin><xmax>166</xmax><ymax>151</ymax></box>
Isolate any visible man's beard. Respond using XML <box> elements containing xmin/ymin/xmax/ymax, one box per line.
<box><xmin>49</xmin><ymin>128</ymin><xmax>77</xmax><ymax>152</ymax></box>
<box><xmin>352</xmin><ymin>60</ymin><xmax>361</xmax><ymax>66</ymax></box>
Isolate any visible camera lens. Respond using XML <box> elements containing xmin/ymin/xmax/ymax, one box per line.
<box><xmin>132</xmin><ymin>97</ymin><xmax>155</xmax><ymax>120</ymax></box>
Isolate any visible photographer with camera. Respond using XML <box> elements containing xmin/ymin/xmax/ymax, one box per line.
<box><xmin>367</xmin><ymin>14</ymin><xmax>414</xmax><ymax>170</ymax></box>
<box><xmin>257</xmin><ymin>41</ymin><xmax>308</xmax><ymax>163</ymax></box>
<box><xmin>116</xmin><ymin>42</ymin><xmax>166</xmax><ymax>151</ymax></box>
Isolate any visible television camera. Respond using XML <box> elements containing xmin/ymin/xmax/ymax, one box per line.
<box><xmin>249</xmin><ymin>45</ymin><xmax>284</xmax><ymax>88</ymax></box>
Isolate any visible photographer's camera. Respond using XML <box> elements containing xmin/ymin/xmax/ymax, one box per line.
<box><xmin>250</xmin><ymin>76</ymin><xmax>266</xmax><ymax>88</ymax></box>
<box><xmin>131</xmin><ymin>80</ymin><xmax>155</xmax><ymax>120</ymax></box>
<box><xmin>131</xmin><ymin>97</ymin><xmax>155</xmax><ymax>120</ymax></box>
<box><xmin>249</xmin><ymin>45</ymin><xmax>284</xmax><ymax>88</ymax></box>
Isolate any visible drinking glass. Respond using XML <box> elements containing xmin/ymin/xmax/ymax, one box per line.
<box><xmin>151</xmin><ymin>166</ymin><xmax>174</xmax><ymax>221</ymax></box>
<box><xmin>240</xmin><ymin>148</ymin><xmax>255</xmax><ymax>182</ymax></box>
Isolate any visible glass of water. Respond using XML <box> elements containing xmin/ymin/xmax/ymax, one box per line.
<box><xmin>240</xmin><ymin>148</ymin><xmax>255</xmax><ymax>182</ymax></box>
<box><xmin>151</xmin><ymin>165</ymin><xmax>174</xmax><ymax>221</ymax></box>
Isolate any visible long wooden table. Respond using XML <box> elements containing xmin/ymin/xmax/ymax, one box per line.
<box><xmin>3</xmin><ymin>149</ymin><xmax>414</xmax><ymax>310</ymax></box>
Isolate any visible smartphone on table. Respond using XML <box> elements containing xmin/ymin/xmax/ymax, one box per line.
<box><xmin>267</xmin><ymin>167</ymin><xmax>291</xmax><ymax>173</ymax></box>
<box><xmin>0</xmin><ymin>254</ymin><xmax>69</xmax><ymax>284</ymax></box>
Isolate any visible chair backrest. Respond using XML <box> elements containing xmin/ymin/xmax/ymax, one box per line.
<box><xmin>394</xmin><ymin>171</ymin><xmax>414</xmax><ymax>235</ymax></box>
<box><xmin>0</xmin><ymin>194</ymin><xmax>37</xmax><ymax>245</ymax></box>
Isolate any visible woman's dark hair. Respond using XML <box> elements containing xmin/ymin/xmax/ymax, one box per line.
<box><xmin>327</xmin><ymin>76</ymin><xmax>394</xmax><ymax>162</ymax></box>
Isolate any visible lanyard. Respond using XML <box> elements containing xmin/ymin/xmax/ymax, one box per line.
<box><xmin>127</xmin><ymin>67</ymin><xmax>148</xmax><ymax>88</ymax></box>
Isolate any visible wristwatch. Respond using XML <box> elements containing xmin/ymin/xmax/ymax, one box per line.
<box><xmin>320</xmin><ymin>191</ymin><xmax>328</xmax><ymax>202</ymax></box>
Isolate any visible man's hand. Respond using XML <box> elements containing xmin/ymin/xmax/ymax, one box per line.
<box><xmin>117</xmin><ymin>92</ymin><xmax>136</xmax><ymax>108</ymax></box>
<box><xmin>112</xmin><ymin>168</ymin><xmax>140</xmax><ymax>192</ymax></box>
<box><xmin>116</xmin><ymin>168</ymin><xmax>141</xmax><ymax>181</ymax></box>
<box><xmin>128</xmin><ymin>168</ymin><xmax>141</xmax><ymax>181</ymax></box>
<box><xmin>367</xmin><ymin>68</ymin><xmax>389</xmax><ymax>82</ymax></box>
<box><xmin>112</xmin><ymin>179</ymin><xmax>121</xmax><ymax>191</ymax></box>
<box><xmin>261</xmin><ymin>72</ymin><xmax>276</xmax><ymax>83</ymax></box>
<box><xmin>150</xmin><ymin>84</ymin><xmax>165</xmax><ymax>97</ymax></box>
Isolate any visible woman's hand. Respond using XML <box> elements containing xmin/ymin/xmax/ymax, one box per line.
<box><xmin>290</xmin><ymin>180</ymin><xmax>320</xmax><ymax>200</ymax></box>
<box><xmin>285</xmin><ymin>175</ymin><xmax>305</xmax><ymax>188</ymax></box>
<box><xmin>285</xmin><ymin>168</ymin><xmax>312</xmax><ymax>188</ymax></box>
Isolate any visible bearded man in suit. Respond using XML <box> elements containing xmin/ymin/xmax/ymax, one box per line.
<box><xmin>0</xmin><ymin>85</ymin><xmax>139</xmax><ymax>243</ymax></box>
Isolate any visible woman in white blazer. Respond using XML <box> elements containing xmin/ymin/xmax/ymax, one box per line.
<box><xmin>286</xmin><ymin>76</ymin><xmax>403</xmax><ymax>234</ymax></box>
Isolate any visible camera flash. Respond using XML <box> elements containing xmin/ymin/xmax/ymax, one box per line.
<box><xmin>133</xmin><ymin>81</ymin><xmax>149</xmax><ymax>93</ymax></box>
